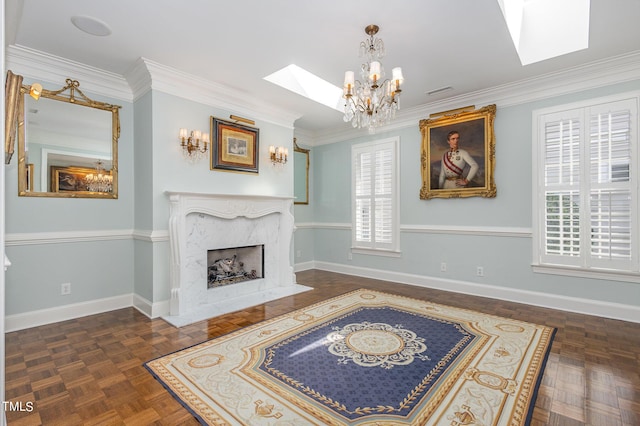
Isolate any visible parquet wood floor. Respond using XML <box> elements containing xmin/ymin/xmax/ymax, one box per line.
<box><xmin>5</xmin><ymin>270</ymin><xmax>640</xmax><ymax>425</ymax></box>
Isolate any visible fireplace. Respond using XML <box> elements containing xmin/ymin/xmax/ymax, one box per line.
<box><xmin>208</xmin><ymin>244</ymin><xmax>264</xmax><ymax>288</ymax></box>
<box><xmin>164</xmin><ymin>192</ymin><xmax>312</xmax><ymax>327</ymax></box>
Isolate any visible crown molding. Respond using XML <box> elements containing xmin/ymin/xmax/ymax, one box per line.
<box><xmin>5</xmin><ymin>45</ymin><xmax>133</xmax><ymax>102</ymax></box>
<box><xmin>125</xmin><ymin>57</ymin><xmax>302</xmax><ymax>129</ymax></box>
<box><xmin>311</xmin><ymin>50</ymin><xmax>640</xmax><ymax>146</ymax></box>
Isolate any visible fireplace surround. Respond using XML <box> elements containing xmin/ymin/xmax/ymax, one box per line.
<box><xmin>164</xmin><ymin>192</ymin><xmax>311</xmax><ymax>327</ymax></box>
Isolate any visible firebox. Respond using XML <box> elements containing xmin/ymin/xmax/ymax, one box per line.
<box><xmin>207</xmin><ymin>244</ymin><xmax>264</xmax><ymax>289</ymax></box>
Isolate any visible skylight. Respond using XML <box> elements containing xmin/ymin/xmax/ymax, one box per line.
<box><xmin>496</xmin><ymin>0</ymin><xmax>590</xmax><ymax>65</ymax></box>
<box><xmin>264</xmin><ymin>64</ymin><xmax>344</xmax><ymax>112</ymax></box>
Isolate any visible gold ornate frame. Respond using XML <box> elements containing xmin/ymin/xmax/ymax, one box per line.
<box><xmin>293</xmin><ymin>138</ymin><xmax>310</xmax><ymax>205</ymax></box>
<box><xmin>4</xmin><ymin>70</ymin><xmax>23</xmax><ymax>164</ymax></box>
<box><xmin>15</xmin><ymin>77</ymin><xmax>121</xmax><ymax>198</ymax></box>
<box><xmin>419</xmin><ymin>104</ymin><xmax>496</xmax><ymax>199</ymax></box>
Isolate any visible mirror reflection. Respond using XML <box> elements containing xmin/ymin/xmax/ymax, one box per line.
<box><xmin>293</xmin><ymin>138</ymin><xmax>309</xmax><ymax>205</ymax></box>
<box><xmin>13</xmin><ymin>76</ymin><xmax>121</xmax><ymax>198</ymax></box>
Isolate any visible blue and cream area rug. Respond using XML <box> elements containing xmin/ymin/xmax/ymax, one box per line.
<box><xmin>145</xmin><ymin>289</ymin><xmax>555</xmax><ymax>425</ymax></box>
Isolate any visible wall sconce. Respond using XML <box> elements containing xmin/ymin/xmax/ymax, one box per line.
<box><xmin>269</xmin><ymin>145</ymin><xmax>288</xmax><ymax>165</ymax></box>
<box><xmin>179</xmin><ymin>128</ymin><xmax>209</xmax><ymax>161</ymax></box>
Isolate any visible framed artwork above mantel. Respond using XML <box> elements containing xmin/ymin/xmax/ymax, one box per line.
<box><xmin>211</xmin><ymin>117</ymin><xmax>259</xmax><ymax>174</ymax></box>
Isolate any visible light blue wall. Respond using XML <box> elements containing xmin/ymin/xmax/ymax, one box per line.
<box><xmin>4</xmin><ymin>77</ymin><xmax>136</xmax><ymax>315</ymax></box>
<box><xmin>309</xmin><ymin>80</ymin><xmax>640</xmax><ymax>309</ymax></box>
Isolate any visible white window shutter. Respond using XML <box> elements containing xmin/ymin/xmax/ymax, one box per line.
<box><xmin>535</xmin><ymin>94</ymin><xmax>639</xmax><ymax>273</ymax></box>
<box><xmin>352</xmin><ymin>138</ymin><xmax>399</xmax><ymax>252</ymax></box>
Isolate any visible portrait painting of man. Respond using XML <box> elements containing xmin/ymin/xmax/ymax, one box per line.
<box><xmin>420</xmin><ymin>104</ymin><xmax>496</xmax><ymax>199</ymax></box>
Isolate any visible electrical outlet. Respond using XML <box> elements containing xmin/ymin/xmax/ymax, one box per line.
<box><xmin>61</xmin><ymin>282</ymin><xmax>71</xmax><ymax>295</ymax></box>
<box><xmin>348</xmin><ymin>252</ymin><xmax>353</xmax><ymax>260</ymax></box>
<box><xmin>476</xmin><ymin>266</ymin><xmax>484</xmax><ymax>277</ymax></box>
<box><xmin>296</xmin><ymin>250</ymin><xmax>302</xmax><ymax>258</ymax></box>
<box><xmin>440</xmin><ymin>262</ymin><xmax>447</xmax><ymax>272</ymax></box>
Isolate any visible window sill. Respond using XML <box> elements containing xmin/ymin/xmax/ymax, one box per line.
<box><xmin>532</xmin><ymin>263</ymin><xmax>640</xmax><ymax>284</ymax></box>
<box><xmin>351</xmin><ymin>248</ymin><xmax>402</xmax><ymax>258</ymax></box>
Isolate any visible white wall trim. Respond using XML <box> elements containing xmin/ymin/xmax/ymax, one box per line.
<box><xmin>401</xmin><ymin>224</ymin><xmax>532</xmax><ymax>238</ymax></box>
<box><xmin>4</xmin><ymin>229</ymin><xmax>173</xmax><ymax>245</ymax></box>
<box><xmin>297</xmin><ymin>222</ymin><xmax>351</xmax><ymax>230</ymax></box>
<box><xmin>5</xmin><ymin>44</ymin><xmax>133</xmax><ymax>102</ymax></box>
<box><xmin>294</xmin><ymin>261</ymin><xmax>315</xmax><ymax>273</ymax></box>
<box><xmin>295</xmin><ymin>222</ymin><xmax>532</xmax><ymax>238</ymax></box>
<box><xmin>5</xmin><ymin>294</ymin><xmax>134</xmax><ymax>332</ymax></box>
<box><xmin>132</xmin><ymin>294</ymin><xmax>170</xmax><ymax>318</ymax></box>
<box><xmin>5</xmin><ymin>229</ymin><xmax>134</xmax><ymax>245</ymax></box>
<box><xmin>307</xmin><ymin>261</ymin><xmax>640</xmax><ymax>324</ymax></box>
<box><xmin>132</xmin><ymin>229</ymin><xmax>170</xmax><ymax>243</ymax></box>
<box><xmin>125</xmin><ymin>57</ymin><xmax>301</xmax><ymax>129</ymax></box>
<box><xmin>532</xmin><ymin>264</ymin><xmax>640</xmax><ymax>284</ymax></box>
<box><xmin>9</xmin><ymin>261</ymin><xmax>638</xmax><ymax>331</ymax></box>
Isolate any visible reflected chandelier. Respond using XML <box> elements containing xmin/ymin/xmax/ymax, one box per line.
<box><xmin>84</xmin><ymin>160</ymin><xmax>113</xmax><ymax>193</ymax></box>
<box><xmin>343</xmin><ymin>24</ymin><xmax>404</xmax><ymax>132</ymax></box>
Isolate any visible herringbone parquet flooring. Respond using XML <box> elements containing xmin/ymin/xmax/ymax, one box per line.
<box><xmin>5</xmin><ymin>270</ymin><xmax>640</xmax><ymax>425</ymax></box>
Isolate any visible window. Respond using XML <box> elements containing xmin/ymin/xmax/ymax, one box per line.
<box><xmin>533</xmin><ymin>93</ymin><xmax>639</xmax><ymax>279</ymax></box>
<box><xmin>352</xmin><ymin>137</ymin><xmax>400</xmax><ymax>255</ymax></box>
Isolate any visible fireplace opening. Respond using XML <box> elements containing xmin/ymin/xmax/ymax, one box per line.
<box><xmin>207</xmin><ymin>244</ymin><xmax>264</xmax><ymax>289</ymax></box>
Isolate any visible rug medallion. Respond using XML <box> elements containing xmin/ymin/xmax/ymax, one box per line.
<box><xmin>146</xmin><ymin>289</ymin><xmax>555</xmax><ymax>425</ymax></box>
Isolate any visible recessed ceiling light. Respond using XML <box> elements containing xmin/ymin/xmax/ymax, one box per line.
<box><xmin>70</xmin><ymin>15</ymin><xmax>112</xmax><ymax>37</ymax></box>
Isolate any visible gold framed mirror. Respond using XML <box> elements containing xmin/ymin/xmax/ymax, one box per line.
<box><xmin>10</xmin><ymin>75</ymin><xmax>121</xmax><ymax>198</ymax></box>
<box><xmin>293</xmin><ymin>138</ymin><xmax>309</xmax><ymax>205</ymax></box>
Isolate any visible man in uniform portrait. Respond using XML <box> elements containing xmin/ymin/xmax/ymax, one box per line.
<box><xmin>438</xmin><ymin>130</ymin><xmax>478</xmax><ymax>189</ymax></box>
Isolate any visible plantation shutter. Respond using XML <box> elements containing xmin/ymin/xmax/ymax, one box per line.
<box><xmin>588</xmin><ymin>101</ymin><xmax>636</xmax><ymax>270</ymax></box>
<box><xmin>543</xmin><ymin>113</ymin><xmax>582</xmax><ymax>263</ymax></box>
<box><xmin>538</xmin><ymin>97</ymin><xmax>638</xmax><ymax>271</ymax></box>
<box><xmin>353</xmin><ymin>139</ymin><xmax>397</xmax><ymax>251</ymax></box>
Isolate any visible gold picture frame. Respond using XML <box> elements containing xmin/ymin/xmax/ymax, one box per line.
<box><xmin>50</xmin><ymin>165</ymin><xmax>112</xmax><ymax>193</ymax></box>
<box><xmin>419</xmin><ymin>104</ymin><xmax>496</xmax><ymax>199</ymax></box>
<box><xmin>211</xmin><ymin>117</ymin><xmax>259</xmax><ymax>173</ymax></box>
<box><xmin>4</xmin><ymin>70</ymin><xmax>23</xmax><ymax>164</ymax></box>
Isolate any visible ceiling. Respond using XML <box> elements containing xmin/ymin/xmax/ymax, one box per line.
<box><xmin>6</xmin><ymin>0</ymin><xmax>640</xmax><ymax>135</ymax></box>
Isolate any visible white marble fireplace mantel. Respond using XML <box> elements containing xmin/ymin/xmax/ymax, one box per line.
<box><xmin>164</xmin><ymin>191</ymin><xmax>311</xmax><ymax>327</ymax></box>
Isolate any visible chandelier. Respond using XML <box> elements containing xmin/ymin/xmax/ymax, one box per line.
<box><xmin>84</xmin><ymin>160</ymin><xmax>113</xmax><ymax>193</ymax></box>
<box><xmin>343</xmin><ymin>24</ymin><xmax>404</xmax><ymax>132</ymax></box>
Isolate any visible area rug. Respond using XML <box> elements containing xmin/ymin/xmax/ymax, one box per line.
<box><xmin>145</xmin><ymin>289</ymin><xmax>555</xmax><ymax>425</ymax></box>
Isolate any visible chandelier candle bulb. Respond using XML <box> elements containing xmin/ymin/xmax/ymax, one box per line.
<box><xmin>343</xmin><ymin>71</ymin><xmax>355</xmax><ymax>96</ymax></box>
<box><xmin>369</xmin><ymin>61</ymin><xmax>381</xmax><ymax>82</ymax></box>
<box><xmin>392</xmin><ymin>67</ymin><xmax>404</xmax><ymax>91</ymax></box>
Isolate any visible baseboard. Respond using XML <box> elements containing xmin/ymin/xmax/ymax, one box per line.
<box><xmin>8</xmin><ymin>262</ymin><xmax>638</xmax><ymax>331</ymax></box>
<box><xmin>5</xmin><ymin>294</ymin><xmax>134</xmax><ymax>332</ymax></box>
<box><xmin>312</xmin><ymin>261</ymin><xmax>640</xmax><ymax>324</ymax></box>
<box><xmin>132</xmin><ymin>294</ymin><xmax>170</xmax><ymax>319</ymax></box>
<box><xmin>294</xmin><ymin>261</ymin><xmax>315</xmax><ymax>272</ymax></box>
